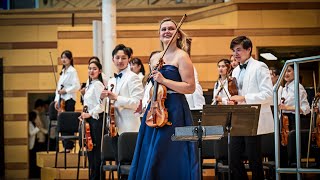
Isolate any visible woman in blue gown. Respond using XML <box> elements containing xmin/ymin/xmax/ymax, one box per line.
<box><xmin>128</xmin><ymin>18</ymin><xmax>200</xmax><ymax>180</ymax></box>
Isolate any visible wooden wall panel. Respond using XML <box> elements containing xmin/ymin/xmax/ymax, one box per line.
<box><xmin>4</xmin><ymin>121</ymin><xmax>27</xmax><ymax>138</ymax></box>
<box><xmin>57</xmin><ymin>39</ymin><xmax>93</xmax><ymax>57</ymax></box>
<box><xmin>4</xmin><ymin>97</ymin><xmax>27</xmax><ymax>114</ymax></box>
<box><xmin>0</xmin><ymin>26</ymin><xmax>38</xmax><ymax>42</ymax></box>
<box><xmin>0</xmin><ymin>49</ymin><xmax>59</xmax><ymax>66</ymax></box>
<box><xmin>38</xmin><ymin>25</ymin><xmax>59</xmax><ymax>41</ymax></box>
<box><xmin>4</xmin><ymin>73</ymin><xmax>56</xmax><ymax>90</ymax></box>
<box><xmin>4</xmin><ymin>145</ymin><xmax>28</xmax><ymax>162</ymax></box>
<box><xmin>5</xmin><ymin>170</ymin><xmax>28</xmax><ymax>179</ymax></box>
<box><xmin>238</xmin><ymin>10</ymin><xmax>320</xmax><ymax>28</ymax></box>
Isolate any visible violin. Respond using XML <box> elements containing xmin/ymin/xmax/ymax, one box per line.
<box><xmin>107</xmin><ymin>84</ymin><xmax>117</xmax><ymax>137</ymax></box>
<box><xmin>83</xmin><ymin>106</ymin><xmax>93</xmax><ymax>151</ymax></box>
<box><xmin>145</xmin><ymin>14</ymin><xmax>187</xmax><ymax>128</ymax></box>
<box><xmin>57</xmin><ymin>85</ymin><xmax>65</xmax><ymax>114</ymax></box>
<box><xmin>146</xmin><ymin>58</ymin><xmax>170</xmax><ymax>128</ymax></box>
<box><xmin>228</xmin><ymin>77</ymin><xmax>238</xmax><ymax>96</ymax></box>
<box><xmin>280</xmin><ymin>97</ymin><xmax>289</xmax><ymax>146</ymax></box>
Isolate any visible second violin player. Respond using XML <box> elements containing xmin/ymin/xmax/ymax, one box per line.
<box><xmin>80</xmin><ymin>61</ymin><xmax>105</xmax><ymax>180</ymax></box>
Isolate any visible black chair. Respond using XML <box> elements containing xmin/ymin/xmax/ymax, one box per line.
<box><xmin>47</xmin><ymin>101</ymin><xmax>57</xmax><ymax>152</ymax></box>
<box><xmin>261</xmin><ymin>133</ymin><xmax>275</xmax><ymax>180</ymax></box>
<box><xmin>55</xmin><ymin>111</ymin><xmax>81</xmax><ymax>169</ymax></box>
<box><xmin>100</xmin><ymin>134</ymin><xmax>118</xmax><ymax>180</ymax></box>
<box><xmin>287</xmin><ymin>129</ymin><xmax>317</xmax><ymax>168</ymax></box>
<box><xmin>117</xmin><ymin>132</ymin><xmax>138</xmax><ymax>179</ymax></box>
<box><xmin>214</xmin><ymin>137</ymin><xmax>229</xmax><ymax>180</ymax></box>
<box><xmin>201</xmin><ymin>140</ymin><xmax>216</xmax><ymax>172</ymax></box>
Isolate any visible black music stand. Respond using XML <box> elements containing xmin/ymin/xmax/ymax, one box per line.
<box><xmin>171</xmin><ymin>110</ymin><xmax>224</xmax><ymax>180</ymax></box>
<box><xmin>202</xmin><ymin>104</ymin><xmax>261</xmax><ymax>180</ymax></box>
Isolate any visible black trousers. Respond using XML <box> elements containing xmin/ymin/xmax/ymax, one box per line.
<box><xmin>87</xmin><ymin>116</ymin><xmax>105</xmax><ymax>180</ymax></box>
<box><xmin>230</xmin><ymin>136</ymin><xmax>264</xmax><ymax>180</ymax></box>
<box><xmin>61</xmin><ymin>99</ymin><xmax>76</xmax><ymax>150</ymax></box>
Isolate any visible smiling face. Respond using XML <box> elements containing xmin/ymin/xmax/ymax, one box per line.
<box><xmin>112</xmin><ymin>50</ymin><xmax>130</xmax><ymax>71</ymax></box>
<box><xmin>284</xmin><ymin>66</ymin><xmax>294</xmax><ymax>83</ymax></box>
<box><xmin>88</xmin><ymin>62</ymin><xmax>101</xmax><ymax>80</ymax></box>
<box><xmin>159</xmin><ymin>20</ymin><xmax>178</xmax><ymax>46</ymax></box>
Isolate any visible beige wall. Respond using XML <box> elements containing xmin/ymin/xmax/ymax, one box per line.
<box><xmin>1</xmin><ymin>0</ymin><xmax>320</xmax><ymax>178</ymax></box>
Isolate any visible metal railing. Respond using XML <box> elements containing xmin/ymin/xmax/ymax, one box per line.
<box><xmin>273</xmin><ymin>55</ymin><xmax>320</xmax><ymax>180</ymax></box>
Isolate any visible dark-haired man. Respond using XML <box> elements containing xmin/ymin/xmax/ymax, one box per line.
<box><xmin>228</xmin><ymin>36</ymin><xmax>273</xmax><ymax>180</ymax></box>
<box><xmin>101</xmin><ymin>44</ymin><xmax>144</xmax><ymax>163</ymax></box>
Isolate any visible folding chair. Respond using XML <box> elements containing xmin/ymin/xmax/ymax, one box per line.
<box><xmin>100</xmin><ymin>134</ymin><xmax>118</xmax><ymax>180</ymax></box>
<box><xmin>117</xmin><ymin>132</ymin><xmax>138</xmax><ymax>179</ymax></box>
<box><xmin>54</xmin><ymin>111</ymin><xmax>81</xmax><ymax>169</ymax></box>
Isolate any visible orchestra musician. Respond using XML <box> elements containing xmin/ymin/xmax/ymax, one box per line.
<box><xmin>212</xmin><ymin>59</ymin><xmax>237</xmax><ymax>105</ymax></box>
<box><xmin>279</xmin><ymin>64</ymin><xmax>310</xmax><ymax>176</ymax></box>
<box><xmin>80</xmin><ymin>61</ymin><xmax>105</xmax><ymax>180</ymax></box>
<box><xmin>54</xmin><ymin>50</ymin><xmax>80</xmax><ymax>152</ymax></box>
<box><xmin>229</xmin><ymin>36</ymin><xmax>274</xmax><ymax>180</ymax></box>
<box><xmin>128</xmin><ymin>17</ymin><xmax>200</xmax><ymax>180</ymax></box>
<box><xmin>100</xmin><ymin>44</ymin><xmax>144</xmax><ymax>163</ymax></box>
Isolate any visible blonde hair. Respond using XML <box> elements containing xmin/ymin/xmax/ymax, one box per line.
<box><xmin>159</xmin><ymin>17</ymin><xmax>190</xmax><ymax>53</ymax></box>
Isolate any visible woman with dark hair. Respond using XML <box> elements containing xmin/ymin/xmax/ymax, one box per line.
<box><xmin>130</xmin><ymin>57</ymin><xmax>145</xmax><ymax>83</ymax></box>
<box><xmin>80</xmin><ymin>61</ymin><xmax>105</xmax><ymax>180</ymax></box>
<box><xmin>212</xmin><ymin>58</ymin><xmax>235</xmax><ymax>105</ymax></box>
<box><xmin>54</xmin><ymin>50</ymin><xmax>80</xmax><ymax>152</ymax></box>
<box><xmin>129</xmin><ymin>17</ymin><xmax>199</xmax><ymax>180</ymax></box>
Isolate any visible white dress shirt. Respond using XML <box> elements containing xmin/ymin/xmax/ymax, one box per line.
<box><xmin>185</xmin><ymin>67</ymin><xmax>206</xmax><ymax>110</ymax></box>
<box><xmin>212</xmin><ymin>78</ymin><xmax>231</xmax><ymax>105</ymax></box>
<box><xmin>83</xmin><ymin>79</ymin><xmax>105</xmax><ymax>120</ymax></box>
<box><xmin>281</xmin><ymin>81</ymin><xmax>310</xmax><ymax>115</ymax></box>
<box><xmin>29</xmin><ymin>121</ymin><xmax>39</xmax><ymax>150</ymax></box>
<box><xmin>54</xmin><ymin>66</ymin><xmax>81</xmax><ymax>102</ymax></box>
<box><xmin>137</xmin><ymin>72</ymin><xmax>145</xmax><ymax>82</ymax></box>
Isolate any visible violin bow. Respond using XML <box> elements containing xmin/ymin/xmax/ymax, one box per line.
<box><xmin>307</xmin><ymin>71</ymin><xmax>317</xmax><ymax>167</ymax></box>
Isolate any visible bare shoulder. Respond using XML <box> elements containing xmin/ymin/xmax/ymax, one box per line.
<box><xmin>177</xmin><ymin>49</ymin><xmax>192</xmax><ymax>65</ymax></box>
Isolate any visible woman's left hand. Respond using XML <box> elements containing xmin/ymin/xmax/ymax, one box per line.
<box><xmin>152</xmin><ymin>70</ymin><xmax>165</xmax><ymax>84</ymax></box>
<box><xmin>58</xmin><ymin>89</ymin><xmax>67</xmax><ymax>95</ymax></box>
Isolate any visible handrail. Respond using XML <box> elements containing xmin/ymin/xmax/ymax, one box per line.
<box><xmin>273</xmin><ymin>55</ymin><xmax>320</xmax><ymax>180</ymax></box>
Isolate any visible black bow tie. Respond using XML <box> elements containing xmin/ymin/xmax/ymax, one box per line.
<box><xmin>114</xmin><ymin>73</ymin><xmax>122</xmax><ymax>79</ymax></box>
<box><xmin>239</xmin><ymin>63</ymin><xmax>247</xmax><ymax>70</ymax></box>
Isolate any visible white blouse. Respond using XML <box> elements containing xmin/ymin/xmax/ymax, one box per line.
<box><xmin>212</xmin><ymin>78</ymin><xmax>231</xmax><ymax>105</ymax></box>
<box><xmin>54</xmin><ymin>66</ymin><xmax>81</xmax><ymax>102</ymax></box>
<box><xmin>29</xmin><ymin>121</ymin><xmax>39</xmax><ymax>150</ymax></box>
<box><xmin>83</xmin><ymin>79</ymin><xmax>105</xmax><ymax>120</ymax></box>
<box><xmin>281</xmin><ymin>81</ymin><xmax>310</xmax><ymax>115</ymax></box>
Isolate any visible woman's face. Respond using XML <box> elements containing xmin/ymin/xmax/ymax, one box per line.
<box><xmin>230</xmin><ymin>56</ymin><xmax>239</xmax><ymax>68</ymax></box>
<box><xmin>61</xmin><ymin>53</ymin><xmax>71</xmax><ymax>66</ymax></box>
<box><xmin>284</xmin><ymin>66</ymin><xmax>294</xmax><ymax>83</ymax></box>
<box><xmin>88</xmin><ymin>63</ymin><xmax>101</xmax><ymax>80</ymax></box>
<box><xmin>159</xmin><ymin>21</ymin><xmax>178</xmax><ymax>45</ymax></box>
<box><xmin>130</xmin><ymin>63</ymin><xmax>141</xmax><ymax>74</ymax></box>
<box><xmin>218</xmin><ymin>61</ymin><xmax>228</xmax><ymax>76</ymax></box>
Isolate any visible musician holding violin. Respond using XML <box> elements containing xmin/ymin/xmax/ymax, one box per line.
<box><xmin>54</xmin><ymin>50</ymin><xmax>80</xmax><ymax>152</ymax></box>
<box><xmin>100</xmin><ymin>44</ymin><xmax>144</xmax><ymax>163</ymax></box>
<box><xmin>279</xmin><ymin>64</ymin><xmax>310</xmax><ymax>173</ymax></box>
<box><xmin>80</xmin><ymin>61</ymin><xmax>105</xmax><ymax>180</ymax></box>
<box><xmin>129</xmin><ymin>17</ymin><xmax>199</xmax><ymax>180</ymax></box>
<box><xmin>228</xmin><ymin>36</ymin><xmax>274</xmax><ymax>180</ymax></box>
<box><xmin>212</xmin><ymin>58</ymin><xmax>238</xmax><ymax>105</ymax></box>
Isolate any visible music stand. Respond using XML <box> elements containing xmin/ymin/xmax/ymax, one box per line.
<box><xmin>202</xmin><ymin>104</ymin><xmax>261</xmax><ymax>180</ymax></box>
<box><xmin>171</xmin><ymin>109</ymin><xmax>224</xmax><ymax>180</ymax></box>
